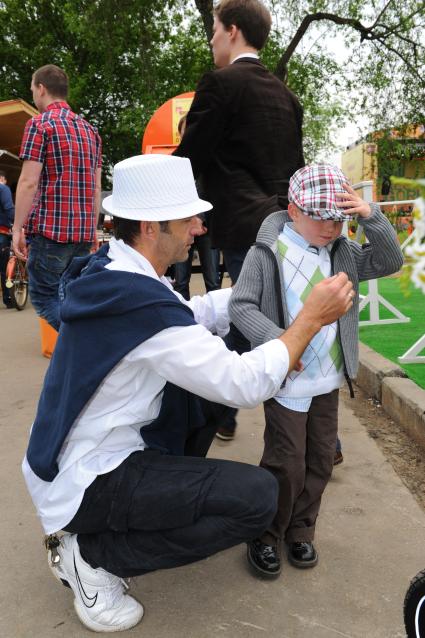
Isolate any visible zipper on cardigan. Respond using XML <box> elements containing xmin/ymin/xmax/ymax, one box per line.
<box><xmin>253</xmin><ymin>241</ymin><xmax>286</xmax><ymax>388</ymax></box>
<box><xmin>330</xmin><ymin>238</ymin><xmax>355</xmax><ymax>399</ymax></box>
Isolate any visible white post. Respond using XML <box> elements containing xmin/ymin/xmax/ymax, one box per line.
<box><xmin>398</xmin><ymin>336</ymin><xmax>425</xmax><ymax>364</ymax></box>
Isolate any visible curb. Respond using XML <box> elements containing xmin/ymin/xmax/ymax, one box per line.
<box><xmin>356</xmin><ymin>342</ymin><xmax>425</xmax><ymax>451</ymax></box>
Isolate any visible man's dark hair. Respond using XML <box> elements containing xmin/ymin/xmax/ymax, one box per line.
<box><xmin>0</xmin><ymin>170</ymin><xmax>6</xmax><ymax>178</ymax></box>
<box><xmin>113</xmin><ymin>217</ymin><xmax>140</xmax><ymax>246</ymax></box>
<box><xmin>214</xmin><ymin>0</ymin><xmax>271</xmax><ymax>50</ymax></box>
<box><xmin>159</xmin><ymin>221</ymin><xmax>170</xmax><ymax>233</ymax></box>
<box><xmin>113</xmin><ymin>217</ymin><xmax>170</xmax><ymax>246</ymax></box>
<box><xmin>32</xmin><ymin>64</ymin><xmax>69</xmax><ymax>99</ymax></box>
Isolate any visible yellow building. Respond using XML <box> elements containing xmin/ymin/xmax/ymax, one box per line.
<box><xmin>341</xmin><ymin>125</ymin><xmax>425</xmax><ymax>206</ymax></box>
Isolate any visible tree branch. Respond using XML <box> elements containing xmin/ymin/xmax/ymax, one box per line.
<box><xmin>370</xmin><ymin>0</ymin><xmax>393</xmax><ymax>29</ymax></box>
<box><xmin>275</xmin><ymin>12</ymin><xmax>372</xmax><ymax>81</ymax></box>
<box><xmin>274</xmin><ymin>9</ymin><xmax>424</xmax><ymax>84</ymax></box>
<box><xmin>373</xmin><ymin>36</ymin><xmax>425</xmax><ymax>83</ymax></box>
<box><xmin>194</xmin><ymin>0</ymin><xmax>213</xmax><ymax>43</ymax></box>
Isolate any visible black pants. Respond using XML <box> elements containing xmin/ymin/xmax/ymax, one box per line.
<box><xmin>65</xmin><ymin>451</ymin><xmax>278</xmax><ymax>578</ymax></box>
<box><xmin>0</xmin><ymin>234</ymin><xmax>11</xmax><ymax>305</ymax></box>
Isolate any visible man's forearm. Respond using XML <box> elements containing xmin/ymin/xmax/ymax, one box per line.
<box><xmin>13</xmin><ymin>179</ymin><xmax>38</xmax><ymax>230</ymax></box>
<box><xmin>94</xmin><ymin>167</ymin><xmax>102</xmax><ymax>228</ymax></box>
<box><xmin>279</xmin><ymin>309</ymin><xmax>321</xmax><ymax>372</ymax></box>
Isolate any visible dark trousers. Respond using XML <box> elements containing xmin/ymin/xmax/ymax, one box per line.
<box><xmin>209</xmin><ymin>248</ymin><xmax>251</xmax><ymax>435</ymax></box>
<box><xmin>260</xmin><ymin>390</ymin><xmax>339</xmax><ymax>546</ymax></box>
<box><xmin>27</xmin><ymin>234</ymin><xmax>91</xmax><ymax>331</ymax></box>
<box><xmin>0</xmin><ymin>234</ymin><xmax>11</xmax><ymax>305</ymax></box>
<box><xmin>65</xmin><ymin>451</ymin><xmax>278</xmax><ymax>578</ymax></box>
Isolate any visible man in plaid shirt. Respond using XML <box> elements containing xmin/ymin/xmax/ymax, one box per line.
<box><xmin>13</xmin><ymin>64</ymin><xmax>102</xmax><ymax>331</ymax></box>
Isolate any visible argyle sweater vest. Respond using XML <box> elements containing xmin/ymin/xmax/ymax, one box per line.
<box><xmin>274</xmin><ymin>231</ymin><xmax>344</xmax><ymax>399</ymax></box>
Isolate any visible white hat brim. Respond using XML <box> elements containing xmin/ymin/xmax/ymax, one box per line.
<box><xmin>102</xmin><ymin>194</ymin><xmax>213</xmax><ymax>221</ymax></box>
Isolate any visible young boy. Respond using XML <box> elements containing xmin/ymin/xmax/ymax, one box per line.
<box><xmin>228</xmin><ymin>164</ymin><xmax>403</xmax><ymax>577</ymax></box>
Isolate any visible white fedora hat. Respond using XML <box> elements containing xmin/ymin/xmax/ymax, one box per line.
<box><xmin>102</xmin><ymin>154</ymin><xmax>213</xmax><ymax>221</ymax></box>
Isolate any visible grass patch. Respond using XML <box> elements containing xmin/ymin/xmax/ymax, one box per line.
<box><xmin>359</xmin><ymin>277</ymin><xmax>425</xmax><ymax>390</ymax></box>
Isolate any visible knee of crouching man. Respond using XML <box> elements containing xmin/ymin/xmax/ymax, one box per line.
<box><xmin>250</xmin><ymin>466</ymin><xmax>279</xmax><ymax>531</ymax></box>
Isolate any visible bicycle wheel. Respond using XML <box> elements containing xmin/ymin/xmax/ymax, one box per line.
<box><xmin>404</xmin><ymin>568</ymin><xmax>425</xmax><ymax>637</ymax></box>
<box><xmin>10</xmin><ymin>259</ymin><xmax>28</xmax><ymax>310</ymax></box>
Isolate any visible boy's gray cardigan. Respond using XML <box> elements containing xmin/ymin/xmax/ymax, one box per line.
<box><xmin>228</xmin><ymin>206</ymin><xmax>403</xmax><ymax>380</ymax></box>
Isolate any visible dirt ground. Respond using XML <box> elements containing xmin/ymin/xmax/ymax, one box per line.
<box><xmin>344</xmin><ymin>383</ymin><xmax>425</xmax><ymax>512</ymax></box>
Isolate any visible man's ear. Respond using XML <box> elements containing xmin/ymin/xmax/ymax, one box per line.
<box><xmin>140</xmin><ymin>220</ymin><xmax>158</xmax><ymax>239</ymax></box>
<box><xmin>227</xmin><ymin>23</ymin><xmax>239</xmax><ymax>42</ymax></box>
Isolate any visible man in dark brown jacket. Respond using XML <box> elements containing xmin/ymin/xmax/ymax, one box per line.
<box><xmin>175</xmin><ymin>0</ymin><xmax>304</xmax><ymax>441</ymax></box>
<box><xmin>175</xmin><ymin>0</ymin><xmax>304</xmax><ymax>277</ymax></box>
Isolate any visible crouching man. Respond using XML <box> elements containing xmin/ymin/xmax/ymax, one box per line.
<box><xmin>22</xmin><ymin>154</ymin><xmax>354</xmax><ymax>632</ymax></box>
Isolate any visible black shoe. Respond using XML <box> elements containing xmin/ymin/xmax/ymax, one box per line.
<box><xmin>247</xmin><ymin>539</ymin><xmax>281</xmax><ymax>577</ymax></box>
<box><xmin>288</xmin><ymin>542</ymin><xmax>318</xmax><ymax>569</ymax></box>
<box><xmin>3</xmin><ymin>301</ymin><xmax>13</xmax><ymax>309</ymax></box>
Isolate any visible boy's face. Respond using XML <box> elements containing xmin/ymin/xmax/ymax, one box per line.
<box><xmin>288</xmin><ymin>203</ymin><xmax>343</xmax><ymax>247</ymax></box>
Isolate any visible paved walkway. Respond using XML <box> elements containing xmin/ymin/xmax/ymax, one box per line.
<box><xmin>1</xmin><ymin>282</ymin><xmax>424</xmax><ymax>637</ymax></box>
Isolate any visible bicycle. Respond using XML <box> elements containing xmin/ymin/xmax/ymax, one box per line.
<box><xmin>5</xmin><ymin>249</ymin><xmax>29</xmax><ymax>310</ymax></box>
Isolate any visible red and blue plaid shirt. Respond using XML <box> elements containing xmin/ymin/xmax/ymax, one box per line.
<box><xmin>20</xmin><ymin>101</ymin><xmax>102</xmax><ymax>243</ymax></box>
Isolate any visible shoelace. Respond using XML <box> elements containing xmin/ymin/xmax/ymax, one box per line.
<box><xmin>122</xmin><ymin>578</ymin><xmax>130</xmax><ymax>591</ymax></box>
<box><xmin>263</xmin><ymin>545</ymin><xmax>277</xmax><ymax>558</ymax></box>
<box><xmin>106</xmin><ymin>574</ymin><xmax>131</xmax><ymax>601</ymax></box>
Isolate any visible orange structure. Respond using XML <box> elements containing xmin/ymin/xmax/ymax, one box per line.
<box><xmin>39</xmin><ymin>318</ymin><xmax>58</xmax><ymax>359</ymax></box>
<box><xmin>142</xmin><ymin>92</ymin><xmax>194</xmax><ymax>154</ymax></box>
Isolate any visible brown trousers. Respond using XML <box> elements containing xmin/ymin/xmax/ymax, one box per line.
<box><xmin>260</xmin><ymin>390</ymin><xmax>339</xmax><ymax>546</ymax></box>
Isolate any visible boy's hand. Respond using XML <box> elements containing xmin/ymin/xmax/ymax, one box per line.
<box><xmin>335</xmin><ymin>183</ymin><xmax>372</xmax><ymax>218</ymax></box>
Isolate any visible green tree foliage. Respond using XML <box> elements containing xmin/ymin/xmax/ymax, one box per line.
<box><xmin>1</xmin><ymin>0</ymin><xmax>423</xmax><ymax>182</ymax></box>
<box><xmin>0</xmin><ymin>0</ymin><xmax>210</xmax><ymax>180</ymax></box>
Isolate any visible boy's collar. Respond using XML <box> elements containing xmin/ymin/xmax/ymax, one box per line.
<box><xmin>283</xmin><ymin>222</ymin><xmax>310</xmax><ymax>250</ymax></box>
<box><xmin>282</xmin><ymin>222</ymin><xmax>333</xmax><ymax>253</ymax></box>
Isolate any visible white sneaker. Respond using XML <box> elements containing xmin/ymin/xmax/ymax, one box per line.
<box><xmin>48</xmin><ymin>533</ymin><xmax>144</xmax><ymax>633</ymax></box>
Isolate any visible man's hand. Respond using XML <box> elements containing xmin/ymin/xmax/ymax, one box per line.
<box><xmin>301</xmin><ymin>272</ymin><xmax>354</xmax><ymax>330</ymax></box>
<box><xmin>12</xmin><ymin>227</ymin><xmax>28</xmax><ymax>259</ymax></box>
<box><xmin>91</xmin><ymin>234</ymin><xmax>100</xmax><ymax>253</ymax></box>
<box><xmin>335</xmin><ymin>183</ymin><xmax>372</xmax><ymax>218</ymax></box>
<box><xmin>279</xmin><ymin>272</ymin><xmax>354</xmax><ymax>372</ymax></box>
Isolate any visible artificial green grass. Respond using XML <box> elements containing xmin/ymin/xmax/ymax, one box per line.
<box><xmin>358</xmin><ymin>277</ymin><xmax>425</xmax><ymax>389</ymax></box>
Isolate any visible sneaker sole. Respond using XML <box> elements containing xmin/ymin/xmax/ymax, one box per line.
<box><xmin>73</xmin><ymin>598</ymin><xmax>144</xmax><ymax>633</ymax></box>
<box><xmin>215</xmin><ymin>433</ymin><xmax>235</xmax><ymax>441</ymax></box>
<box><xmin>246</xmin><ymin>546</ymin><xmax>281</xmax><ymax>578</ymax></box>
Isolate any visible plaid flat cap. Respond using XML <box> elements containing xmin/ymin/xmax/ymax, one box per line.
<box><xmin>288</xmin><ymin>164</ymin><xmax>352</xmax><ymax>221</ymax></box>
